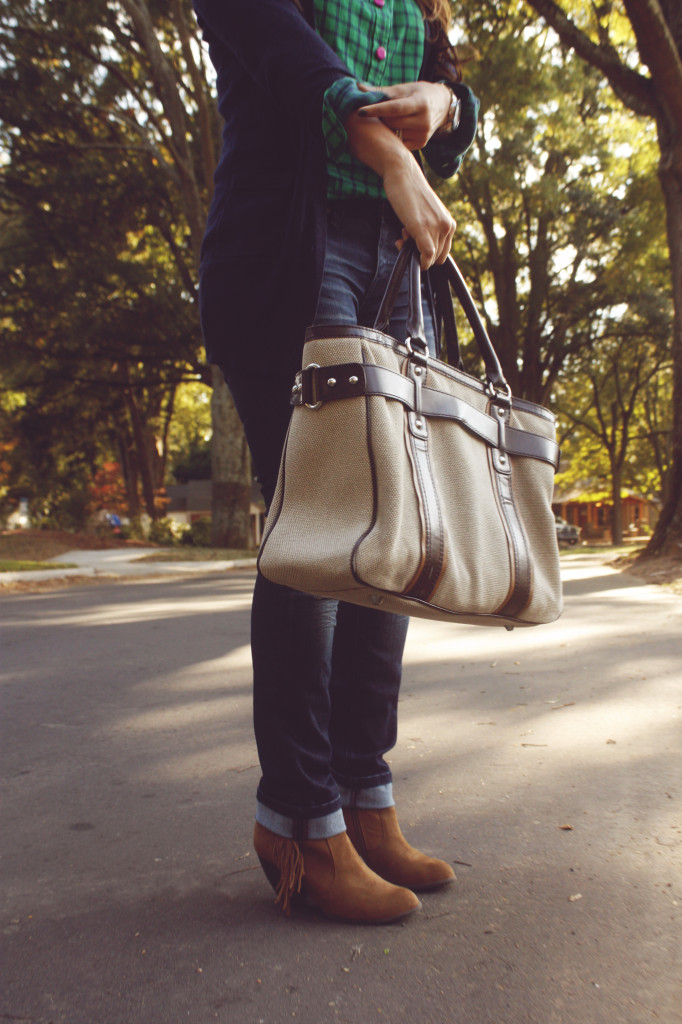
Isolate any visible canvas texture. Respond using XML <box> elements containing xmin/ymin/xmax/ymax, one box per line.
<box><xmin>258</xmin><ymin>326</ymin><xmax>562</xmax><ymax>629</ymax></box>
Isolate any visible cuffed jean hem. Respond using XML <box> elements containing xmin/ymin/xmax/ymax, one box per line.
<box><xmin>338</xmin><ymin>782</ymin><xmax>395</xmax><ymax>810</ymax></box>
<box><xmin>256</xmin><ymin>803</ymin><xmax>347</xmax><ymax>840</ymax></box>
<box><xmin>332</xmin><ymin>767</ymin><xmax>393</xmax><ymax>791</ymax></box>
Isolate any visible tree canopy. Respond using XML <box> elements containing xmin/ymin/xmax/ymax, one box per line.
<box><xmin>0</xmin><ymin>0</ymin><xmax>676</xmax><ymax>555</ymax></box>
<box><xmin>0</xmin><ymin>0</ymin><xmax>251</xmax><ymax>542</ymax></box>
<box><xmin>520</xmin><ymin>0</ymin><xmax>681</xmax><ymax>555</ymax></box>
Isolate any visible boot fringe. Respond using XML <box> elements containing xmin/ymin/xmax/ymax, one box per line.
<box><xmin>271</xmin><ymin>837</ymin><xmax>305</xmax><ymax>915</ymax></box>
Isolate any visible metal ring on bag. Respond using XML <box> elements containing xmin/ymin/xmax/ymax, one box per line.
<box><xmin>304</xmin><ymin>363</ymin><xmax>323</xmax><ymax>409</ymax></box>
<box><xmin>485</xmin><ymin>378</ymin><xmax>512</xmax><ymax>402</ymax></box>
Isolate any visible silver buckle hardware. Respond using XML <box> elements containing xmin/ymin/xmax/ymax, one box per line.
<box><xmin>485</xmin><ymin>378</ymin><xmax>512</xmax><ymax>403</ymax></box>
<box><xmin>405</xmin><ymin>336</ymin><xmax>429</xmax><ymax>368</ymax></box>
<box><xmin>302</xmin><ymin>363</ymin><xmax>322</xmax><ymax>409</ymax></box>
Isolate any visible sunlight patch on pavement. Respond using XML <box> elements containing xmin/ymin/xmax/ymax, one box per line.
<box><xmin>109</xmin><ymin>694</ymin><xmax>249</xmax><ymax>734</ymax></box>
<box><xmin>397</xmin><ymin>678</ymin><xmax>679</xmax><ymax>767</ymax></box>
<box><xmin>137</xmin><ymin>646</ymin><xmax>253</xmax><ymax>691</ymax></box>
<box><xmin>402</xmin><ymin>620</ymin><xmax>623</xmax><ymax>666</ymax></box>
<box><xmin>136</xmin><ymin>746</ymin><xmax>260</xmax><ymax>783</ymax></box>
<box><xmin>8</xmin><ymin>594</ymin><xmax>253</xmax><ymax>629</ymax></box>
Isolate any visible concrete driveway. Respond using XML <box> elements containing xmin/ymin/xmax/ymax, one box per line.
<box><xmin>1</xmin><ymin>554</ymin><xmax>680</xmax><ymax>1023</ymax></box>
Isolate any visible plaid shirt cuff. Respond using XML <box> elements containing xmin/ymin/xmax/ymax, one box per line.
<box><xmin>322</xmin><ymin>78</ymin><xmax>387</xmax><ymax>162</ymax></box>
<box><xmin>423</xmin><ymin>83</ymin><xmax>480</xmax><ymax>179</ymax></box>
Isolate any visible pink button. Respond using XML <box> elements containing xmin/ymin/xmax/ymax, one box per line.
<box><xmin>374</xmin><ymin>0</ymin><xmax>385</xmax><ymax>6</ymax></box>
<box><xmin>376</xmin><ymin>45</ymin><xmax>387</xmax><ymax>60</ymax></box>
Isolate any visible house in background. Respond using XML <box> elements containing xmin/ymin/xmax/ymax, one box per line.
<box><xmin>552</xmin><ymin>484</ymin><xmax>658</xmax><ymax>541</ymax></box>
<box><xmin>165</xmin><ymin>480</ymin><xmax>266</xmax><ymax>548</ymax></box>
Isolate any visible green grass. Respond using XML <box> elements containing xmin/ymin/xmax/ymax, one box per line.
<box><xmin>137</xmin><ymin>547</ymin><xmax>256</xmax><ymax>563</ymax></box>
<box><xmin>0</xmin><ymin>559</ymin><xmax>78</xmax><ymax>572</ymax></box>
<box><xmin>559</xmin><ymin>543</ymin><xmax>646</xmax><ymax>558</ymax></box>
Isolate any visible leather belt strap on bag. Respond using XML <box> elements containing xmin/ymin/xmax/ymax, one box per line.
<box><xmin>293</xmin><ymin>362</ymin><xmax>560</xmax><ymax>469</ymax></box>
<box><xmin>259</xmin><ymin>242</ymin><xmax>563</xmax><ymax>630</ymax></box>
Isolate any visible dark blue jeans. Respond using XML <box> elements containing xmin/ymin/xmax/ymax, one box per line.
<box><xmin>221</xmin><ymin>200</ymin><xmax>436</xmax><ymax>839</ymax></box>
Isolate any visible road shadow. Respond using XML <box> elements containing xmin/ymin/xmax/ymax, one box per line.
<box><xmin>1</xmin><ymin>566</ymin><xmax>680</xmax><ymax>1024</ymax></box>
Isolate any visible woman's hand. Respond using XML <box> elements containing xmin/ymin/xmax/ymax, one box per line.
<box><xmin>357</xmin><ymin>81</ymin><xmax>451</xmax><ymax>150</ymax></box>
<box><xmin>345</xmin><ymin>111</ymin><xmax>455</xmax><ymax>269</ymax></box>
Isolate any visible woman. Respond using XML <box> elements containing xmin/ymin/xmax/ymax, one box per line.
<box><xmin>193</xmin><ymin>0</ymin><xmax>478</xmax><ymax>924</ymax></box>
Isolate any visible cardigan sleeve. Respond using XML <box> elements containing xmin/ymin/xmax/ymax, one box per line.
<box><xmin>191</xmin><ymin>0</ymin><xmax>352</xmax><ymax>131</ymax></box>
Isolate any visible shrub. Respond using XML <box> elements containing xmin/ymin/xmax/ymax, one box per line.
<box><xmin>188</xmin><ymin>517</ymin><xmax>212</xmax><ymax>547</ymax></box>
<box><xmin>148</xmin><ymin>516</ymin><xmax>187</xmax><ymax>546</ymax></box>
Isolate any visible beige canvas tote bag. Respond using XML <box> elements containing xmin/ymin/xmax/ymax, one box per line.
<box><xmin>258</xmin><ymin>243</ymin><xmax>562</xmax><ymax>629</ymax></box>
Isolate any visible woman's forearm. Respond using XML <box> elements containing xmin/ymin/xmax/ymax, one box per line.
<box><xmin>345</xmin><ymin>112</ymin><xmax>455</xmax><ymax>268</ymax></box>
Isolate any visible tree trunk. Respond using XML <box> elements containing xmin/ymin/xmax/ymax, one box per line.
<box><xmin>122</xmin><ymin>0</ymin><xmax>253</xmax><ymax>549</ymax></box>
<box><xmin>611</xmin><ymin>464</ymin><xmax>624</xmax><ymax>545</ymax></box>
<box><xmin>210</xmin><ymin>365</ymin><xmax>252</xmax><ymax>548</ymax></box>
<box><xmin>124</xmin><ymin>390</ymin><xmax>158</xmax><ymax>519</ymax></box>
<box><xmin>645</xmin><ymin>145</ymin><xmax>682</xmax><ymax>557</ymax></box>
<box><xmin>522</xmin><ymin>0</ymin><xmax>682</xmax><ymax>560</ymax></box>
<box><xmin>116</xmin><ymin>434</ymin><xmax>141</xmax><ymax>520</ymax></box>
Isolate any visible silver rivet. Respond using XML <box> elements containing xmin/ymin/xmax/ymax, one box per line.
<box><xmin>499</xmin><ymin>454</ymin><xmax>507</xmax><ymax>464</ymax></box>
<box><xmin>349</xmin><ymin>375</ymin><xmax>359</xmax><ymax>384</ymax></box>
<box><xmin>414</xmin><ymin>366</ymin><xmax>423</xmax><ymax>376</ymax></box>
<box><xmin>497</xmin><ymin>407</ymin><xmax>505</xmax><ymax>416</ymax></box>
<box><xmin>415</xmin><ymin>419</ymin><xmax>423</xmax><ymax>429</ymax></box>
<box><xmin>327</xmin><ymin>377</ymin><xmax>336</xmax><ymax>387</ymax></box>
<box><xmin>291</xmin><ymin>385</ymin><xmax>297</xmax><ymax>393</ymax></box>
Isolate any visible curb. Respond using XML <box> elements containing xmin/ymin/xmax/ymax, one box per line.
<box><xmin>0</xmin><ymin>558</ymin><xmax>258</xmax><ymax>584</ymax></box>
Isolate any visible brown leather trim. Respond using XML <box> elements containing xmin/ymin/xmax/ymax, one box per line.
<box><xmin>303</xmin><ymin>332</ymin><xmax>557</xmax><ymax>428</ymax></box>
<box><xmin>295</xmin><ymin>362</ymin><xmax>560</xmax><ymax>468</ymax></box>
<box><xmin>350</xmin><ymin>396</ymin><xmax>381</xmax><ymax>588</ymax></box>
<box><xmin>257</xmin><ymin>419</ymin><xmax>294</xmax><ymax>576</ymax></box>
<box><xmin>511</xmin><ymin>395</ymin><xmax>555</xmax><ymax>422</ymax></box>
<box><xmin>487</xmin><ymin>403</ymin><xmax>533</xmax><ymax>618</ymax></box>
<box><xmin>373</xmin><ymin>241</ymin><xmax>415</xmax><ymax>334</ymax></box>
<box><xmin>304</xmin><ymin>324</ymin><xmax>398</xmax><ymax>347</ymax></box>
<box><xmin>298</xmin><ymin>363</ymin><xmax>366</xmax><ymax>406</ymax></box>
<box><xmin>403</xmin><ymin>429</ymin><xmax>447</xmax><ymax>602</ymax></box>
<box><xmin>401</xmin><ymin>358</ymin><xmax>446</xmax><ymax>602</ymax></box>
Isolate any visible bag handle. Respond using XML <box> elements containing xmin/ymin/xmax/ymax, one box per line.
<box><xmin>431</xmin><ymin>262</ymin><xmax>462</xmax><ymax>369</ymax></box>
<box><xmin>374</xmin><ymin>239</ymin><xmax>426</xmax><ymax>346</ymax></box>
<box><xmin>375</xmin><ymin>241</ymin><xmax>509</xmax><ymax>393</ymax></box>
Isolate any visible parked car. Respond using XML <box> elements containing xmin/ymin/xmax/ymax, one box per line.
<box><xmin>555</xmin><ymin>516</ymin><xmax>581</xmax><ymax>546</ymax></box>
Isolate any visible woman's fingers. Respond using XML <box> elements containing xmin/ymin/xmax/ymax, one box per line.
<box><xmin>358</xmin><ymin>98</ymin><xmax>418</xmax><ymax>121</ymax></box>
<box><xmin>382</xmin><ymin>161</ymin><xmax>456</xmax><ymax>269</ymax></box>
<box><xmin>357</xmin><ymin>81</ymin><xmax>451</xmax><ymax>146</ymax></box>
<box><xmin>343</xmin><ymin>110</ymin><xmax>455</xmax><ymax>269</ymax></box>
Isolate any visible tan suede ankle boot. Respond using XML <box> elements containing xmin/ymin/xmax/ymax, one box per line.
<box><xmin>343</xmin><ymin>806</ymin><xmax>455</xmax><ymax>892</ymax></box>
<box><xmin>253</xmin><ymin>822</ymin><xmax>420</xmax><ymax>924</ymax></box>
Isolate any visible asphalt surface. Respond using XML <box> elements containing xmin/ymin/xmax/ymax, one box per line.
<box><xmin>1</xmin><ymin>553</ymin><xmax>680</xmax><ymax>1024</ymax></box>
<box><xmin>1</xmin><ymin>547</ymin><xmax>258</xmax><ymax>583</ymax></box>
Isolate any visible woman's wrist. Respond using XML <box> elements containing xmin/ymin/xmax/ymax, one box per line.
<box><xmin>434</xmin><ymin>83</ymin><xmax>462</xmax><ymax>137</ymax></box>
<box><xmin>437</xmin><ymin>83</ymin><xmax>453</xmax><ymax>128</ymax></box>
<box><xmin>345</xmin><ymin>111</ymin><xmax>411</xmax><ymax>177</ymax></box>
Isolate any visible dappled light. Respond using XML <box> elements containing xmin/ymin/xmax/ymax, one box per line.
<box><xmin>2</xmin><ymin>558</ymin><xmax>679</xmax><ymax>1022</ymax></box>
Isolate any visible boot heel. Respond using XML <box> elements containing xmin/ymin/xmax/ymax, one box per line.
<box><xmin>257</xmin><ymin>855</ymin><xmax>282</xmax><ymax>893</ymax></box>
<box><xmin>256</xmin><ymin>847</ymin><xmax>305</xmax><ymax>913</ymax></box>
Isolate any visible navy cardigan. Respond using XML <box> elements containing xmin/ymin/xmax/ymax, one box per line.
<box><xmin>193</xmin><ymin>0</ymin><xmax>465</xmax><ymax>377</ymax></box>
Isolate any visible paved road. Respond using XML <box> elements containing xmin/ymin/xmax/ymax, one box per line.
<box><xmin>2</xmin><ymin>547</ymin><xmax>257</xmax><ymax>583</ymax></box>
<box><xmin>1</xmin><ymin>555</ymin><xmax>680</xmax><ymax>1024</ymax></box>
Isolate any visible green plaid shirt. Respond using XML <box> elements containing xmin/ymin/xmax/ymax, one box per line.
<box><xmin>315</xmin><ymin>0</ymin><xmax>425</xmax><ymax>200</ymax></box>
